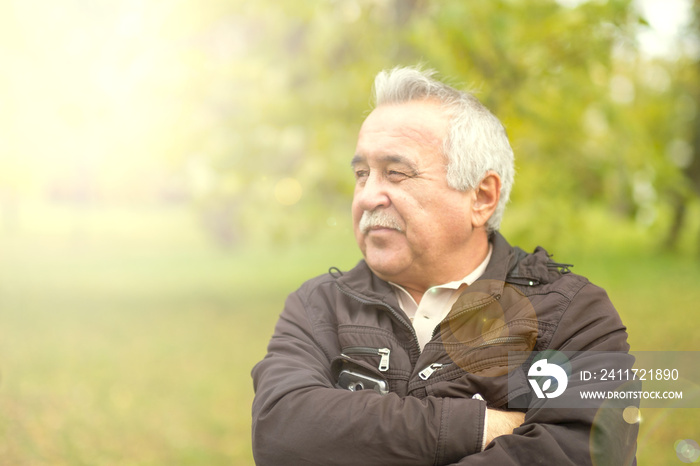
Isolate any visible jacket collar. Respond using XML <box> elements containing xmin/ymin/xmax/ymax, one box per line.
<box><xmin>335</xmin><ymin>259</ymin><xmax>400</xmax><ymax>308</ymax></box>
<box><xmin>471</xmin><ymin>231</ymin><xmax>518</xmax><ymax>298</ymax></box>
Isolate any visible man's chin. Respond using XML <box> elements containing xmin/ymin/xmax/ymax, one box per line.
<box><xmin>363</xmin><ymin>254</ymin><xmax>408</xmax><ymax>283</ymax></box>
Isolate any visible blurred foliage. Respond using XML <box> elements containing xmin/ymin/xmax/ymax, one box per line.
<box><xmin>1</xmin><ymin>0</ymin><xmax>700</xmax><ymax>250</ymax></box>
<box><xmin>150</xmin><ymin>0</ymin><xmax>700</xmax><ymax>252</ymax></box>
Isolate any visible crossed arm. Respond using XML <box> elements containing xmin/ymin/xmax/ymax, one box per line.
<box><xmin>251</xmin><ymin>285</ymin><xmax>636</xmax><ymax>465</ymax></box>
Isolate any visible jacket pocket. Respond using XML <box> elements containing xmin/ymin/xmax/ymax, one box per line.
<box><xmin>341</xmin><ymin>346</ymin><xmax>391</xmax><ymax>372</ymax></box>
<box><xmin>337</xmin><ymin>325</ymin><xmax>413</xmax><ymax>396</ymax></box>
<box><xmin>331</xmin><ymin>355</ymin><xmax>390</xmax><ymax>395</ymax></box>
<box><xmin>439</xmin><ymin>319</ymin><xmax>539</xmax><ymax>377</ymax></box>
<box><xmin>413</xmin><ymin>320</ymin><xmax>539</xmax><ymax>407</ymax></box>
<box><xmin>417</xmin><ymin>335</ymin><xmax>528</xmax><ymax>382</ymax></box>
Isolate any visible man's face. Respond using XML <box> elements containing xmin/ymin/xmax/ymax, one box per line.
<box><xmin>351</xmin><ymin>99</ymin><xmax>477</xmax><ymax>291</ymax></box>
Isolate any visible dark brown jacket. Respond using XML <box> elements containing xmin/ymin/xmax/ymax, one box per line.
<box><xmin>252</xmin><ymin>233</ymin><xmax>637</xmax><ymax>465</ymax></box>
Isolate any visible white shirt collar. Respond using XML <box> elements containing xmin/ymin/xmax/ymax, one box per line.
<box><xmin>390</xmin><ymin>244</ymin><xmax>493</xmax><ymax>350</ymax></box>
<box><xmin>390</xmin><ymin>244</ymin><xmax>493</xmax><ymax>310</ymax></box>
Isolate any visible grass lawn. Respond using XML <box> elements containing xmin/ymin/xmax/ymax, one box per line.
<box><xmin>0</xmin><ymin>202</ymin><xmax>697</xmax><ymax>465</ymax></box>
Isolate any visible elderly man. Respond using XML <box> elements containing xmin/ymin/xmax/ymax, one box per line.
<box><xmin>252</xmin><ymin>67</ymin><xmax>637</xmax><ymax>465</ymax></box>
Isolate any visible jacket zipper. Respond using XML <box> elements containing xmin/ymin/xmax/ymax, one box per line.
<box><xmin>342</xmin><ymin>347</ymin><xmax>391</xmax><ymax>372</ymax></box>
<box><xmin>417</xmin><ymin>335</ymin><xmax>528</xmax><ymax>380</ymax></box>
<box><xmin>335</xmin><ymin>285</ymin><xmax>421</xmax><ymax>353</ymax></box>
<box><xmin>418</xmin><ymin>362</ymin><xmax>453</xmax><ymax>380</ymax></box>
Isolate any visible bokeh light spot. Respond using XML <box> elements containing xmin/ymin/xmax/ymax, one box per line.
<box><xmin>274</xmin><ymin>178</ymin><xmax>302</xmax><ymax>206</ymax></box>
<box><xmin>622</xmin><ymin>405</ymin><xmax>641</xmax><ymax>424</ymax></box>
<box><xmin>675</xmin><ymin>439</ymin><xmax>700</xmax><ymax>463</ymax></box>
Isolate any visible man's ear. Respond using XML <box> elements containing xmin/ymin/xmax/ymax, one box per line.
<box><xmin>471</xmin><ymin>171</ymin><xmax>501</xmax><ymax>229</ymax></box>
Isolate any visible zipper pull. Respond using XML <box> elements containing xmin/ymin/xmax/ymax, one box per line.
<box><xmin>419</xmin><ymin>363</ymin><xmax>443</xmax><ymax>380</ymax></box>
<box><xmin>378</xmin><ymin>348</ymin><xmax>390</xmax><ymax>372</ymax></box>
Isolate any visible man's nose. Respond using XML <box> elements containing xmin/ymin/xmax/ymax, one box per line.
<box><xmin>355</xmin><ymin>173</ymin><xmax>391</xmax><ymax>212</ymax></box>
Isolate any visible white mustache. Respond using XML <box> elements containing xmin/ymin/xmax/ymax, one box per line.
<box><xmin>359</xmin><ymin>210</ymin><xmax>403</xmax><ymax>234</ymax></box>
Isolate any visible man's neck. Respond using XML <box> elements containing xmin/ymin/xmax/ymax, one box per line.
<box><xmin>401</xmin><ymin>238</ymin><xmax>492</xmax><ymax>305</ymax></box>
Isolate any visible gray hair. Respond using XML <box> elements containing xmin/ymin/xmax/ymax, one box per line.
<box><xmin>371</xmin><ymin>66</ymin><xmax>515</xmax><ymax>232</ymax></box>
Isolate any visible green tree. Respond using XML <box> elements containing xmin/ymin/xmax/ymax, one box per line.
<box><xmin>165</xmin><ymin>0</ymin><xmax>700</xmax><ymax>255</ymax></box>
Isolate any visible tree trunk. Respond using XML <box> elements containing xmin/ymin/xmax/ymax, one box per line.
<box><xmin>664</xmin><ymin>192</ymin><xmax>687</xmax><ymax>251</ymax></box>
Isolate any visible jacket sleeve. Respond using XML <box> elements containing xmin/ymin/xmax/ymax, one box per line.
<box><xmin>447</xmin><ymin>282</ymin><xmax>638</xmax><ymax>466</ymax></box>
<box><xmin>251</xmin><ymin>283</ymin><xmax>486</xmax><ymax>466</ymax></box>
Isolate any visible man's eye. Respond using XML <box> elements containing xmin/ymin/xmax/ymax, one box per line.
<box><xmin>387</xmin><ymin>170</ymin><xmax>408</xmax><ymax>181</ymax></box>
<box><xmin>354</xmin><ymin>169</ymin><xmax>369</xmax><ymax>180</ymax></box>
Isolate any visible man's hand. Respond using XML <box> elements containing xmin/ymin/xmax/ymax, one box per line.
<box><xmin>484</xmin><ymin>409</ymin><xmax>525</xmax><ymax>445</ymax></box>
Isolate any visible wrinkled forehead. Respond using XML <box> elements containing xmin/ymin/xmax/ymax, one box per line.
<box><xmin>357</xmin><ymin>100</ymin><xmax>450</xmax><ymax>149</ymax></box>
